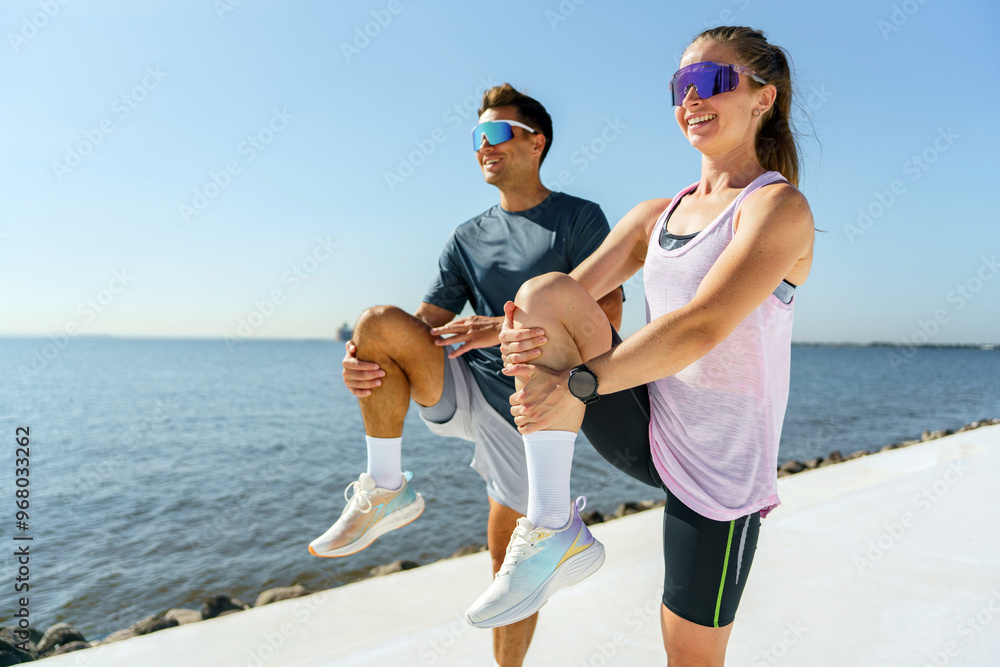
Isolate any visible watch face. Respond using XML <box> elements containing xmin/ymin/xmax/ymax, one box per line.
<box><xmin>569</xmin><ymin>368</ymin><xmax>598</xmax><ymax>399</ymax></box>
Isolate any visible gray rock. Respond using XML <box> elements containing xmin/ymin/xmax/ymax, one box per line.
<box><xmin>612</xmin><ymin>500</ymin><xmax>660</xmax><ymax>518</ymax></box>
<box><xmin>0</xmin><ymin>639</ymin><xmax>35</xmax><ymax>666</ymax></box>
<box><xmin>133</xmin><ymin>613</ymin><xmax>178</xmax><ymax>636</ymax></box>
<box><xmin>778</xmin><ymin>460</ymin><xmax>805</xmax><ymax>474</ymax></box>
<box><xmin>201</xmin><ymin>595</ymin><xmax>250</xmax><ymax>620</ymax></box>
<box><xmin>777</xmin><ymin>469</ymin><xmax>792</xmax><ymax>478</ymax></box>
<box><xmin>49</xmin><ymin>640</ymin><xmax>91</xmax><ymax>655</ymax></box>
<box><xmin>99</xmin><ymin>626</ymin><xmax>138</xmax><ymax>645</ymax></box>
<box><xmin>0</xmin><ymin>627</ymin><xmax>36</xmax><ymax>657</ymax></box>
<box><xmin>846</xmin><ymin>449</ymin><xmax>870</xmax><ymax>460</ymax></box>
<box><xmin>803</xmin><ymin>457</ymin><xmax>823</xmax><ymax>469</ymax></box>
<box><xmin>580</xmin><ymin>510</ymin><xmax>605</xmax><ymax>525</ymax></box>
<box><xmin>164</xmin><ymin>608</ymin><xmax>202</xmax><ymax>625</ymax></box>
<box><xmin>921</xmin><ymin>429</ymin><xmax>952</xmax><ymax>442</ymax></box>
<box><xmin>37</xmin><ymin>623</ymin><xmax>86</xmax><ymax>655</ymax></box>
<box><xmin>216</xmin><ymin>610</ymin><xmax>243</xmax><ymax>618</ymax></box>
<box><xmin>254</xmin><ymin>585</ymin><xmax>310</xmax><ymax>607</ymax></box>
<box><xmin>369</xmin><ymin>560</ymin><xmax>420</xmax><ymax>577</ymax></box>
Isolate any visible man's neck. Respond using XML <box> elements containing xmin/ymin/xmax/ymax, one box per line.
<box><xmin>498</xmin><ymin>180</ymin><xmax>552</xmax><ymax>212</ymax></box>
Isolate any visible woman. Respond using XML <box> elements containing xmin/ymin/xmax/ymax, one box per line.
<box><xmin>464</xmin><ymin>26</ymin><xmax>815</xmax><ymax>664</ymax></box>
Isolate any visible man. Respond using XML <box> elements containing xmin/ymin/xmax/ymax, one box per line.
<box><xmin>308</xmin><ymin>83</ymin><xmax>621</xmax><ymax>667</ymax></box>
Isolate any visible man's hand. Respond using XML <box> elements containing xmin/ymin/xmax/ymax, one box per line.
<box><xmin>499</xmin><ymin>300</ymin><xmax>547</xmax><ymax>367</ymax></box>
<box><xmin>430</xmin><ymin>315</ymin><xmax>504</xmax><ymax>359</ymax></box>
<box><xmin>503</xmin><ymin>361</ymin><xmax>577</xmax><ymax>434</ymax></box>
<box><xmin>341</xmin><ymin>340</ymin><xmax>385</xmax><ymax>398</ymax></box>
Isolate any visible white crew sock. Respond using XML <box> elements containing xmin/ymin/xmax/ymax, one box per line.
<box><xmin>523</xmin><ymin>430</ymin><xmax>576</xmax><ymax>529</ymax></box>
<box><xmin>365</xmin><ymin>436</ymin><xmax>402</xmax><ymax>490</ymax></box>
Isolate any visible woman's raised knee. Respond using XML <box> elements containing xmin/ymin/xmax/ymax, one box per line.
<box><xmin>515</xmin><ymin>272</ymin><xmax>583</xmax><ymax>311</ymax></box>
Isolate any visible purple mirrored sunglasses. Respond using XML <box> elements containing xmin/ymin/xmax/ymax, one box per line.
<box><xmin>669</xmin><ymin>61</ymin><xmax>766</xmax><ymax>106</ymax></box>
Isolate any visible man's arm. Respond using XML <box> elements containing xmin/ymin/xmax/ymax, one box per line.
<box><xmin>415</xmin><ymin>301</ymin><xmax>457</xmax><ymax>329</ymax></box>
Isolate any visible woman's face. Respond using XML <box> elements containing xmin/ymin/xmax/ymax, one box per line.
<box><xmin>673</xmin><ymin>40</ymin><xmax>768</xmax><ymax>157</ymax></box>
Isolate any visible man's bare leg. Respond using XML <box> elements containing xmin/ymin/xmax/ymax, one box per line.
<box><xmin>351</xmin><ymin>305</ymin><xmax>446</xmax><ymax>435</ymax></box>
<box><xmin>308</xmin><ymin>305</ymin><xmax>443</xmax><ymax>558</ymax></box>
<box><xmin>353</xmin><ymin>306</ymin><xmax>543</xmax><ymax>664</ymax></box>
<box><xmin>488</xmin><ymin>498</ymin><xmax>538</xmax><ymax>667</ymax></box>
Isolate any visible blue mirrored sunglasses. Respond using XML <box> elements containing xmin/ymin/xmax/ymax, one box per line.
<box><xmin>669</xmin><ymin>61</ymin><xmax>766</xmax><ymax>106</ymax></box>
<box><xmin>471</xmin><ymin>120</ymin><xmax>537</xmax><ymax>151</ymax></box>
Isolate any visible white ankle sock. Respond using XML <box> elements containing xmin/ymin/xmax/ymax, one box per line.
<box><xmin>365</xmin><ymin>436</ymin><xmax>402</xmax><ymax>490</ymax></box>
<box><xmin>523</xmin><ymin>430</ymin><xmax>576</xmax><ymax>529</ymax></box>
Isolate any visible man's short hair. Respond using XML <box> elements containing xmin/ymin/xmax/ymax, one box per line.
<box><xmin>478</xmin><ymin>83</ymin><xmax>553</xmax><ymax>165</ymax></box>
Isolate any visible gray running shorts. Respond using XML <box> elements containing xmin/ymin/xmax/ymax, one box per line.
<box><xmin>418</xmin><ymin>349</ymin><xmax>528</xmax><ymax>515</ymax></box>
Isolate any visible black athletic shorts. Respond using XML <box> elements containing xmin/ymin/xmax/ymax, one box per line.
<box><xmin>579</xmin><ymin>330</ymin><xmax>761</xmax><ymax>628</ymax></box>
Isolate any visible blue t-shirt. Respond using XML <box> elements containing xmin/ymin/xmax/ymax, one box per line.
<box><xmin>423</xmin><ymin>191</ymin><xmax>610</xmax><ymax>427</ymax></box>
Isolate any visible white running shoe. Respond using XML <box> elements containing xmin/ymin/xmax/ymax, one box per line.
<box><xmin>465</xmin><ymin>498</ymin><xmax>605</xmax><ymax>628</ymax></box>
<box><xmin>308</xmin><ymin>471</ymin><xmax>424</xmax><ymax>558</ymax></box>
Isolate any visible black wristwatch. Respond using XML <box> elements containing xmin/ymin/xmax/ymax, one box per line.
<box><xmin>567</xmin><ymin>364</ymin><xmax>600</xmax><ymax>405</ymax></box>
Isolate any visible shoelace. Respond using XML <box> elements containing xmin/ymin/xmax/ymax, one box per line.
<box><xmin>501</xmin><ymin>496</ymin><xmax>590</xmax><ymax>572</ymax></box>
<box><xmin>343</xmin><ymin>480</ymin><xmax>374</xmax><ymax>514</ymax></box>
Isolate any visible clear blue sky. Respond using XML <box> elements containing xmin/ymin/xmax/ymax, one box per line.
<box><xmin>2</xmin><ymin>0</ymin><xmax>998</xmax><ymax>344</ymax></box>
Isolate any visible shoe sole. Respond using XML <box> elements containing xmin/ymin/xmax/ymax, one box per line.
<box><xmin>308</xmin><ymin>493</ymin><xmax>425</xmax><ymax>558</ymax></box>
<box><xmin>465</xmin><ymin>539</ymin><xmax>606</xmax><ymax>628</ymax></box>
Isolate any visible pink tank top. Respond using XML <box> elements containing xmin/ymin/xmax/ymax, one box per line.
<box><xmin>643</xmin><ymin>171</ymin><xmax>793</xmax><ymax>521</ymax></box>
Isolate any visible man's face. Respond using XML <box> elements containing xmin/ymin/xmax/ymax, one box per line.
<box><xmin>474</xmin><ymin>105</ymin><xmax>544</xmax><ymax>188</ymax></box>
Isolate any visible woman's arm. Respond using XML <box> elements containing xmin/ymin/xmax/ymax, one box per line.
<box><xmin>569</xmin><ymin>198</ymin><xmax>670</xmax><ymax>301</ymax></box>
<box><xmin>506</xmin><ymin>185</ymin><xmax>814</xmax><ymax>431</ymax></box>
<box><xmin>585</xmin><ymin>184</ymin><xmax>814</xmax><ymax>393</ymax></box>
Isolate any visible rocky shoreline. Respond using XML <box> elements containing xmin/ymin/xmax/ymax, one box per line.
<box><xmin>2</xmin><ymin>418</ymin><xmax>997</xmax><ymax>665</ymax></box>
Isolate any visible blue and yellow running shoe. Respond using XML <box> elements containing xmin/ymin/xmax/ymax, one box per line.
<box><xmin>308</xmin><ymin>471</ymin><xmax>424</xmax><ymax>558</ymax></box>
<box><xmin>465</xmin><ymin>498</ymin><xmax>605</xmax><ymax>628</ymax></box>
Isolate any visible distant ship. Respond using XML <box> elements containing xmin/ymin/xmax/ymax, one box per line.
<box><xmin>337</xmin><ymin>323</ymin><xmax>353</xmax><ymax>341</ymax></box>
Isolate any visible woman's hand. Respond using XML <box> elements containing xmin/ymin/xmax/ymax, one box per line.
<box><xmin>498</xmin><ymin>301</ymin><xmax>547</xmax><ymax>367</ymax></box>
<box><xmin>505</xmin><ymin>362</ymin><xmax>581</xmax><ymax>434</ymax></box>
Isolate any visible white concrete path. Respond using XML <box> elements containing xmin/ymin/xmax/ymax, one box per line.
<box><xmin>38</xmin><ymin>425</ymin><xmax>1000</xmax><ymax>666</ymax></box>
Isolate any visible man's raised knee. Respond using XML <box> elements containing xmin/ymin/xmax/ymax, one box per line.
<box><xmin>354</xmin><ymin>305</ymin><xmax>428</xmax><ymax>349</ymax></box>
